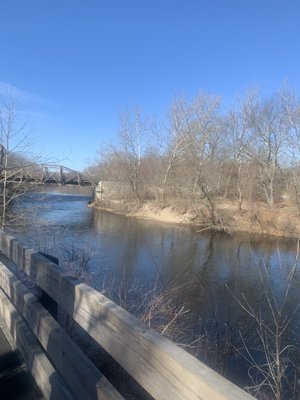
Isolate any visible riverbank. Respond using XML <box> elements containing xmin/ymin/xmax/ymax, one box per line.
<box><xmin>91</xmin><ymin>199</ymin><xmax>300</xmax><ymax>239</ymax></box>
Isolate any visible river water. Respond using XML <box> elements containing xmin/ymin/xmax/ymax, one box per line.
<box><xmin>9</xmin><ymin>189</ymin><xmax>300</xmax><ymax>397</ymax></box>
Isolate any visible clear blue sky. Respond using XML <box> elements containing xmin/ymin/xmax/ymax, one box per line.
<box><xmin>1</xmin><ymin>0</ymin><xmax>299</xmax><ymax>170</ymax></box>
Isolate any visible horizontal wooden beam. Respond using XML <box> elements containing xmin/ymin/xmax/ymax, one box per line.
<box><xmin>0</xmin><ymin>288</ymin><xmax>74</xmax><ymax>400</ymax></box>
<box><xmin>0</xmin><ymin>260</ymin><xmax>124</xmax><ymax>400</ymax></box>
<box><xmin>0</xmin><ymin>231</ymin><xmax>256</xmax><ymax>400</ymax></box>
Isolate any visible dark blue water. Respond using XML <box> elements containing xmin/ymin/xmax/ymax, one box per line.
<box><xmin>10</xmin><ymin>191</ymin><xmax>300</xmax><ymax>313</ymax></box>
<box><xmin>9</xmin><ymin>191</ymin><xmax>300</xmax><ymax>397</ymax></box>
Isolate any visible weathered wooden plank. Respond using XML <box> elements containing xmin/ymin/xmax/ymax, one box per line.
<box><xmin>0</xmin><ymin>288</ymin><xmax>75</xmax><ymax>400</ymax></box>
<box><xmin>0</xmin><ymin>261</ymin><xmax>124</xmax><ymax>400</ymax></box>
<box><xmin>58</xmin><ymin>278</ymin><xmax>256</xmax><ymax>400</ymax></box>
<box><xmin>0</xmin><ymin>231</ymin><xmax>256</xmax><ymax>400</ymax></box>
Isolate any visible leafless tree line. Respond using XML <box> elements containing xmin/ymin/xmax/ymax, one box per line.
<box><xmin>87</xmin><ymin>85</ymin><xmax>300</xmax><ymax>221</ymax></box>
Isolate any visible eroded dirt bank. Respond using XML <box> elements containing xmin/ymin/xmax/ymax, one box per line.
<box><xmin>91</xmin><ymin>200</ymin><xmax>300</xmax><ymax>239</ymax></box>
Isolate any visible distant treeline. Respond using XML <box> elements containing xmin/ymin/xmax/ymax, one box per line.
<box><xmin>86</xmin><ymin>85</ymin><xmax>300</xmax><ymax>219</ymax></box>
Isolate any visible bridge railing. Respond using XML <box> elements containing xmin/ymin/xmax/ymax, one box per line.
<box><xmin>0</xmin><ymin>231</ymin><xmax>255</xmax><ymax>400</ymax></box>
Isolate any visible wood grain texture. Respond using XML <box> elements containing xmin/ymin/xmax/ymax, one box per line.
<box><xmin>0</xmin><ymin>260</ymin><xmax>124</xmax><ymax>400</ymax></box>
<box><xmin>0</xmin><ymin>288</ymin><xmax>74</xmax><ymax>400</ymax></box>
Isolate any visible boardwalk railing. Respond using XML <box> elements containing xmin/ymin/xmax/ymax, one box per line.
<box><xmin>0</xmin><ymin>231</ymin><xmax>255</xmax><ymax>400</ymax></box>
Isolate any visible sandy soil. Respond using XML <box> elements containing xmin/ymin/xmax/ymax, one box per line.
<box><xmin>92</xmin><ymin>199</ymin><xmax>300</xmax><ymax>239</ymax></box>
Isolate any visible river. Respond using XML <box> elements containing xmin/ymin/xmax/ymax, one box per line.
<box><xmin>9</xmin><ymin>189</ymin><xmax>300</xmax><ymax>398</ymax></box>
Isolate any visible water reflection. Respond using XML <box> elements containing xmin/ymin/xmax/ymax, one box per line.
<box><xmin>10</xmin><ymin>192</ymin><xmax>300</xmax><ymax>397</ymax></box>
<box><xmin>11</xmin><ymin>192</ymin><xmax>300</xmax><ymax>317</ymax></box>
<box><xmin>11</xmin><ymin>192</ymin><xmax>300</xmax><ymax>307</ymax></box>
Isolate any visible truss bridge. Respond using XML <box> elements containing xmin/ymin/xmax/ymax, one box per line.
<box><xmin>5</xmin><ymin>164</ymin><xmax>92</xmax><ymax>186</ymax></box>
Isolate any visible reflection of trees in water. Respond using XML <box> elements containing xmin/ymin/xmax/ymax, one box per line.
<box><xmin>9</xmin><ymin>197</ymin><xmax>300</xmax><ymax>398</ymax></box>
<box><xmin>111</xmin><ymin>231</ymin><xmax>300</xmax><ymax>398</ymax></box>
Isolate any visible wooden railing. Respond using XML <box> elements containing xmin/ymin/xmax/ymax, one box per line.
<box><xmin>0</xmin><ymin>231</ymin><xmax>256</xmax><ymax>400</ymax></box>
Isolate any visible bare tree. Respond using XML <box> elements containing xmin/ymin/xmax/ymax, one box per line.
<box><xmin>0</xmin><ymin>88</ymin><xmax>35</xmax><ymax>228</ymax></box>
<box><xmin>112</xmin><ymin>108</ymin><xmax>147</xmax><ymax>202</ymax></box>
<box><xmin>224</xmin><ymin>92</ymin><xmax>257</xmax><ymax>210</ymax></box>
<box><xmin>159</xmin><ymin>97</ymin><xmax>194</xmax><ymax>201</ymax></box>
<box><xmin>280</xmin><ymin>87</ymin><xmax>300</xmax><ymax>213</ymax></box>
<box><xmin>189</xmin><ymin>94</ymin><xmax>222</xmax><ymax>226</ymax></box>
<box><xmin>247</xmin><ymin>93</ymin><xmax>287</xmax><ymax>206</ymax></box>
